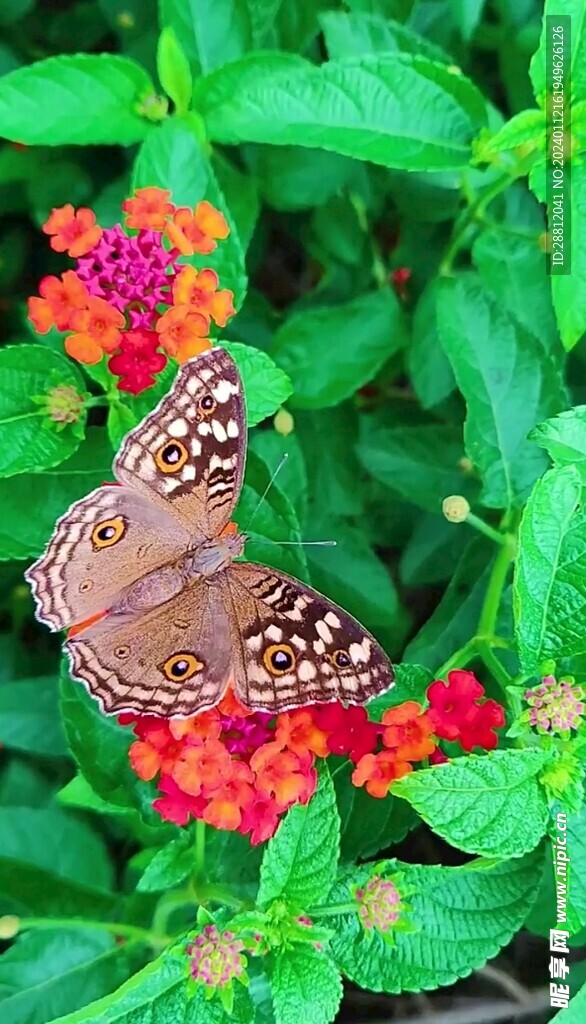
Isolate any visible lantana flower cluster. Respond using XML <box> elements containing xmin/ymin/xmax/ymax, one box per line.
<box><xmin>124</xmin><ymin>669</ymin><xmax>505</xmax><ymax>844</ymax></box>
<box><xmin>27</xmin><ymin>189</ymin><xmax>235</xmax><ymax>394</ymax></box>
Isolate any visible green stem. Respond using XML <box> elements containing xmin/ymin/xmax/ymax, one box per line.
<box><xmin>478</xmin><ymin>535</ymin><xmax>516</xmax><ymax>639</ymax></box>
<box><xmin>435</xmin><ymin>639</ymin><xmax>478</xmax><ymax>678</ymax></box>
<box><xmin>17</xmin><ymin>917</ymin><xmax>164</xmax><ymax>944</ymax></box>
<box><xmin>349</xmin><ymin>191</ymin><xmax>388</xmax><ymax>289</ymax></box>
<box><xmin>466</xmin><ymin>512</ymin><xmax>507</xmax><ymax>546</ymax></box>
<box><xmin>194</xmin><ymin>819</ymin><xmax>206</xmax><ymax>881</ymax></box>
<box><xmin>309</xmin><ymin>903</ymin><xmax>357</xmax><ymax>919</ymax></box>
<box><xmin>439</xmin><ymin>171</ymin><xmax>518</xmax><ymax>275</ymax></box>
<box><xmin>475</xmin><ymin>639</ymin><xmax>513</xmax><ymax>692</ymax></box>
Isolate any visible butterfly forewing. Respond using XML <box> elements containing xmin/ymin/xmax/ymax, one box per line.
<box><xmin>114</xmin><ymin>347</ymin><xmax>246</xmax><ymax>539</ymax></box>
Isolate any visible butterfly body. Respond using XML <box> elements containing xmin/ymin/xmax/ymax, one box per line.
<box><xmin>26</xmin><ymin>348</ymin><xmax>394</xmax><ymax>717</ymax></box>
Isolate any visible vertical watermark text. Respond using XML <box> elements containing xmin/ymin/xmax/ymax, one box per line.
<box><xmin>546</xmin><ymin>15</ymin><xmax>572</xmax><ymax>276</ymax></box>
<box><xmin>550</xmin><ymin>811</ymin><xmax>570</xmax><ymax>1010</ymax></box>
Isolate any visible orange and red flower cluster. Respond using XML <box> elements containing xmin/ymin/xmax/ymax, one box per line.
<box><xmin>27</xmin><ymin>189</ymin><xmax>235</xmax><ymax>394</ymax></box>
<box><xmin>123</xmin><ymin>670</ymin><xmax>505</xmax><ymax>843</ymax></box>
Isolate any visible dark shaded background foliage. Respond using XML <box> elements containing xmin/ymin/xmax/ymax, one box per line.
<box><xmin>0</xmin><ymin>1</ymin><xmax>584</xmax><ymax>1023</ymax></box>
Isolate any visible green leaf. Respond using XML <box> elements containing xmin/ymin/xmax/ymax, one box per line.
<box><xmin>0</xmin><ymin>54</ymin><xmax>155</xmax><ymax>145</ymax></box>
<box><xmin>437</xmin><ymin>274</ymin><xmax>565</xmax><ymax>508</ymax></box>
<box><xmin>295</xmin><ymin>405</ymin><xmax>363</xmax><ymax>517</ymax></box>
<box><xmin>408</xmin><ymin>278</ymin><xmax>455</xmax><ymax>409</ymax></box>
<box><xmin>58</xmin><ymin>775</ymin><xmax>174</xmax><ymax>848</ymax></box>
<box><xmin>131</xmin><ymin>117</ymin><xmax>248</xmax><ymax>308</ymax></box>
<box><xmin>137</xmin><ymin>836</ymin><xmax>195</xmax><ymax>892</ymax></box>
<box><xmin>252</xmin><ymin>145</ymin><xmax>357</xmax><ymax>213</ymax></box>
<box><xmin>330</xmin><ymin>848</ymin><xmax>544</xmax><ymax>993</ymax></box>
<box><xmin>550</xmin><ymin>161</ymin><xmax>586</xmax><ymax>351</ymax></box>
<box><xmin>0</xmin><ymin>805</ymin><xmax>113</xmax><ymax>890</ymax></box>
<box><xmin>0</xmin><ymin>928</ymin><xmax>133</xmax><ymax>1024</ymax></box>
<box><xmin>530</xmin><ymin>0</ymin><xmax>586</xmax><ymax>101</ymax></box>
<box><xmin>531</xmin><ymin>406</ymin><xmax>586</xmax><ymax>479</ymax></box>
<box><xmin>212</xmin><ymin>151</ymin><xmax>260</xmax><ymax>252</ymax></box>
<box><xmin>195</xmin><ymin>52</ymin><xmax>487</xmax><ymax>171</ymax></box>
<box><xmin>0</xmin><ymin>428</ymin><xmax>113</xmax><ymax>560</ymax></box>
<box><xmin>366</xmin><ymin>662</ymin><xmax>435</xmax><ymax>720</ymax></box>
<box><xmin>0</xmin><ymin>345</ymin><xmax>86</xmax><ymax>479</ymax></box>
<box><xmin>39</xmin><ymin>950</ymin><xmax>255</xmax><ymax>1024</ymax></box>
<box><xmin>392</xmin><ymin>749</ymin><xmax>549</xmax><ymax>857</ymax></box>
<box><xmin>473</xmin><ymin>108</ymin><xmax>545</xmax><ymax>160</ymax></box>
<box><xmin>0</xmin><ymin>676</ymin><xmax>67</xmax><ymax>756</ymax></box>
<box><xmin>267</xmin><ymin>947</ymin><xmax>342</xmax><ymax>1024</ymax></box>
<box><xmin>157</xmin><ymin>27</ymin><xmax>193</xmax><ymax>115</ymax></box>
<box><xmin>258</xmin><ymin>766</ymin><xmax>340</xmax><ymax>909</ymax></box>
<box><xmin>160</xmin><ymin>0</ymin><xmax>253</xmax><ymax>74</ymax></box>
<box><xmin>219</xmin><ymin>341</ymin><xmax>292</xmax><ymax>425</ymax></box>
<box><xmin>270</xmin><ymin>290</ymin><xmax>406</xmax><ymax>409</ymax></box>
<box><xmin>320</xmin><ymin>10</ymin><xmax>451</xmax><ymax>62</ymax></box>
<box><xmin>514</xmin><ymin>464</ymin><xmax>586</xmax><ymax>673</ymax></box>
<box><xmin>236</xmin><ymin>449</ymin><xmax>308</xmax><ymax>583</ymax></box>
<box><xmin>356</xmin><ymin>423</ymin><xmax>472</xmax><ymax>514</ymax></box>
<box><xmin>0</xmin><ymin>859</ymin><xmax>117</xmax><ymax>918</ymax></box>
<box><xmin>472</xmin><ymin>230</ymin><xmax>560</xmax><ymax>353</ymax></box>
<box><xmin>334</xmin><ymin>762</ymin><xmax>418</xmax><ymax>861</ymax></box>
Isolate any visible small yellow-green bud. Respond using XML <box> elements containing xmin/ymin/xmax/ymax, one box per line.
<box><xmin>442</xmin><ymin>495</ymin><xmax>470</xmax><ymax>524</ymax></box>
<box><xmin>274</xmin><ymin>408</ymin><xmax>294</xmax><ymax>437</ymax></box>
<box><xmin>0</xmin><ymin>915</ymin><xmax>20</xmax><ymax>939</ymax></box>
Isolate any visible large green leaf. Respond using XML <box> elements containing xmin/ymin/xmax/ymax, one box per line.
<box><xmin>159</xmin><ymin>0</ymin><xmax>253</xmax><ymax>73</ymax></box>
<box><xmin>392</xmin><ymin>749</ymin><xmax>549</xmax><ymax>857</ymax></box>
<box><xmin>0</xmin><ymin>859</ymin><xmax>117</xmax><ymax>919</ymax></box>
<box><xmin>330</xmin><ymin>848</ymin><xmax>544</xmax><ymax>993</ymax></box>
<box><xmin>514</xmin><ymin>464</ymin><xmax>586</xmax><ymax>674</ymax></box>
<box><xmin>270</xmin><ymin>290</ymin><xmax>407</xmax><ymax>409</ymax></box>
<box><xmin>39</xmin><ymin>950</ymin><xmax>255</xmax><ymax>1024</ymax></box>
<box><xmin>530</xmin><ymin>0</ymin><xmax>586</xmax><ymax>100</ymax></box>
<box><xmin>0</xmin><ymin>676</ymin><xmax>67</xmax><ymax>756</ymax></box>
<box><xmin>0</xmin><ymin>928</ymin><xmax>133</xmax><ymax>1024</ymax></box>
<box><xmin>220</xmin><ymin>341</ymin><xmax>292</xmax><ymax>425</ymax></box>
<box><xmin>0</xmin><ymin>805</ymin><xmax>113</xmax><ymax>890</ymax></box>
<box><xmin>408</xmin><ymin>278</ymin><xmax>455</xmax><ymax>410</ymax></box>
<box><xmin>0</xmin><ymin>346</ymin><xmax>86</xmax><ymax>479</ymax></box>
<box><xmin>131</xmin><ymin>117</ymin><xmax>248</xmax><ymax>308</ymax></box>
<box><xmin>531</xmin><ymin>406</ymin><xmax>586</xmax><ymax>480</ymax></box>
<box><xmin>0</xmin><ymin>54</ymin><xmax>155</xmax><ymax>145</ymax></box>
<box><xmin>334</xmin><ymin>762</ymin><xmax>418</xmax><ymax>861</ymax></box>
<box><xmin>267</xmin><ymin>946</ymin><xmax>342</xmax><ymax>1024</ymax></box>
<box><xmin>258</xmin><ymin>767</ymin><xmax>340</xmax><ymax>909</ymax></box>
<box><xmin>550</xmin><ymin>161</ymin><xmax>586</xmax><ymax>351</ymax></box>
<box><xmin>195</xmin><ymin>52</ymin><xmax>487</xmax><ymax>171</ymax></box>
<box><xmin>0</xmin><ymin>429</ymin><xmax>113</xmax><ymax>560</ymax></box>
<box><xmin>437</xmin><ymin>274</ymin><xmax>565</xmax><ymax>509</ymax></box>
<box><xmin>320</xmin><ymin>10</ymin><xmax>451</xmax><ymax>62</ymax></box>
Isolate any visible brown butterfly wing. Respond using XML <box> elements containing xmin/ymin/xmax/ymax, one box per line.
<box><xmin>65</xmin><ymin>583</ymin><xmax>232</xmax><ymax>716</ymax></box>
<box><xmin>223</xmin><ymin>563</ymin><xmax>394</xmax><ymax>712</ymax></box>
<box><xmin>114</xmin><ymin>348</ymin><xmax>246</xmax><ymax>538</ymax></box>
<box><xmin>25</xmin><ymin>486</ymin><xmax>190</xmax><ymax>632</ymax></box>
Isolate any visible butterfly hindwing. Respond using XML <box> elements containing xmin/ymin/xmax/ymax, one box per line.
<box><xmin>114</xmin><ymin>347</ymin><xmax>246</xmax><ymax>538</ymax></box>
<box><xmin>25</xmin><ymin>486</ymin><xmax>190</xmax><ymax>632</ymax></box>
<box><xmin>223</xmin><ymin>563</ymin><xmax>394</xmax><ymax>713</ymax></box>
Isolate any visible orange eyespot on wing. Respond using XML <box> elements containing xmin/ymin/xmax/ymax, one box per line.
<box><xmin>154</xmin><ymin>440</ymin><xmax>189</xmax><ymax>473</ymax></box>
<box><xmin>161</xmin><ymin>652</ymin><xmax>204</xmax><ymax>682</ymax></box>
<box><xmin>91</xmin><ymin>516</ymin><xmax>126</xmax><ymax>549</ymax></box>
<box><xmin>263</xmin><ymin>644</ymin><xmax>296</xmax><ymax>676</ymax></box>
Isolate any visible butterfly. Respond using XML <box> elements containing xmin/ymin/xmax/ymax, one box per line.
<box><xmin>26</xmin><ymin>347</ymin><xmax>394</xmax><ymax>717</ymax></box>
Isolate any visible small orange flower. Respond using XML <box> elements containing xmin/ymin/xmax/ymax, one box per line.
<box><xmin>217</xmin><ymin>685</ymin><xmax>254</xmax><ymax>718</ymax></box>
<box><xmin>28</xmin><ymin>271</ymin><xmax>89</xmax><ymax>334</ymax></box>
<box><xmin>173</xmin><ymin>265</ymin><xmax>236</xmax><ymax>327</ymax></box>
<box><xmin>351</xmin><ymin>751</ymin><xmax>412</xmax><ymax>799</ymax></box>
<box><xmin>43</xmin><ymin>204</ymin><xmax>102</xmax><ymax>258</ymax></box>
<box><xmin>172</xmin><ymin>738</ymin><xmax>233</xmax><ymax>797</ymax></box>
<box><xmin>165</xmin><ymin>201</ymin><xmax>229</xmax><ymax>256</ymax></box>
<box><xmin>251</xmin><ymin>743</ymin><xmax>316</xmax><ymax>808</ymax></box>
<box><xmin>121</xmin><ymin>187</ymin><xmax>175</xmax><ymax>230</ymax></box>
<box><xmin>275</xmin><ymin>709</ymin><xmax>330</xmax><ymax>758</ymax></box>
<box><xmin>156</xmin><ymin>305</ymin><xmax>210</xmax><ymax>360</ymax></box>
<box><xmin>66</xmin><ymin>297</ymin><xmax>125</xmax><ymax>364</ymax></box>
<box><xmin>381</xmin><ymin>702</ymin><xmax>436</xmax><ymax>761</ymax></box>
<box><xmin>202</xmin><ymin>762</ymin><xmax>255</xmax><ymax>831</ymax></box>
<box><xmin>169</xmin><ymin>709</ymin><xmax>222</xmax><ymax>743</ymax></box>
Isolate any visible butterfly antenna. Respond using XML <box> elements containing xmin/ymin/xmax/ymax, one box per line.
<box><xmin>244</xmin><ymin>453</ymin><xmax>289</xmax><ymax>531</ymax></box>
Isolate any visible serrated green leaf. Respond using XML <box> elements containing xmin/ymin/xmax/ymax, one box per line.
<box><xmin>514</xmin><ymin>464</ymin><xmax>586</xmax><ymax>673</ymax></box>
<box><xmin>437</xmin><ymin>274</ymin><xmax>564</xmax><ymax>509</ymax></box>
<box><xmin>39</xmin><ymin>949</ymin><xmax>255</xmax><ymax>1024</ymax></box>
<box><xmin>0</xmin><ymin>345</ymin><xmax>86</xmax><ymax>478</ymax></box>
<box><xmin>531</xmin><ymin>406</ymin><xmax>586</xmax><ymax>479</ymax></box>
<box><xmin>131</xmin><ymin>117</ymin><xmax>247</xmax><ymax>308</ymax></box>
<box><xmin>270</xmin><ymin>290</ymin><xmax>407</xmax><ymax>409</ymax></box>
<box><xmin>320</xmin><ymin>10</ymin><xmax>451</xmax><ymax>62</ymax></box>
<box><xmin>550</xmin><ymin>161</ymin><xmax>586</xmax><ymax>351</ymax></box>
<box><xmin>367</xmin><ymin>663</ymin><xmax>434</xmax><ymax>720</ymax></box>
<box><xmin>330</xmin><ymin>848</ymin><xmax>544</xmax><ymax>993</ymax></box>
<box><xmin>220</xmin><ymin>341</ymin><xmax>292</xmax><ymax>425</ymax></box>
<box><xmin>530</xmin><ymin>0</ymin><xmax>586</xmax><ymax>101</ymax></box>
<box><xmin>157</xmin><ymin>27</ymin><xmax>192</xmax><ymax>115</ymax></box>
<box><xmin>0</xmin><ymin>676</ymin><xmax>67</xmax><ymax>756</ymax></box>
<box><xmin>267</xmin><ymin>947</ymin><xmax>342</xmax><ymax>1024</ymax></box>
<box><xmin>0</xmin><ymin>429</ymin><xmax>113</xmax><ymax>560</ymax></box>
<box><xmin>0</xmin><ymin>928</ymin><xmax>133</xmax><ymax>1024</ymax></box>
<box><xmin>258</xmin><ymin>766</ymin><xmax>340</xmax><ymax>909</ymax></box>
<box><xmin>137</xmin><ymin>836</ymin><xmax>195</xmax><ymax>893</ymax></box>
<box><xmin>160</xmin><ymin>0</ymin><xmax>253</xmax><ymax>75</ymax></box>
<box><xmin>392</xmin><ymin>749</ymin><xmax>549</xmax><ymax>857</ymax></box>
<box><xmin>0</xmin><ymin>54</ymin><xmax>155</xmax><ymax>145</ymax></box>
<box><xmin>474</xmin><ymin>108</ymin><xmax>545</xmax><ymax>160</ymax></box>
<box><xmin>195</xmin><ymin>52</ymin><xmax>487</xmax><ymax>171</ymax></box>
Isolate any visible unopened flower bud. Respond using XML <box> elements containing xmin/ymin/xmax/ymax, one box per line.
<box><xmin>274</xmin><ymin>408</ymin><xmax>294</xmax><ymax>436</ymax></box>
<box><xmin>442</xmin><ymin>495</ymin><xmax>470</xmax><ymax>523</ymax></box>
<box><xmin>354</xmin><ymin>876</ymin><xmax>403</xmax><ymax>933</ymax></box>
<box><xmin>0</xmin><ymin>915</ymin><xmax>20</xmax><ymax>939</ymax></box>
